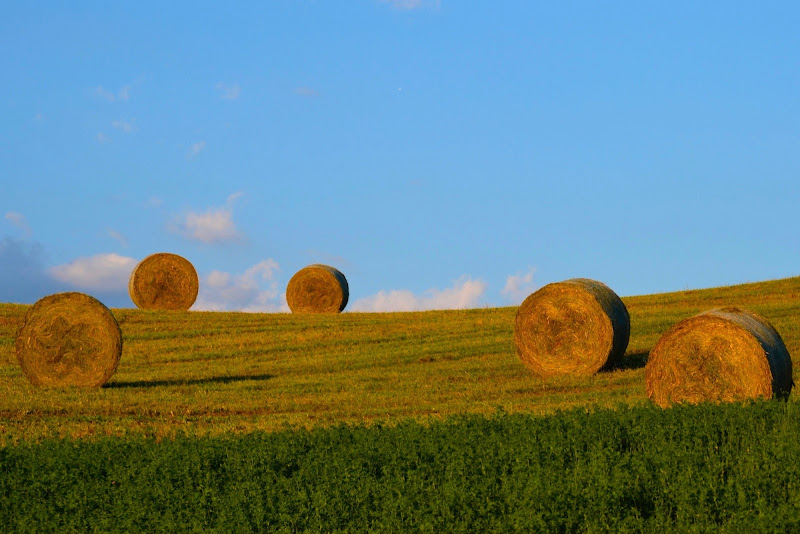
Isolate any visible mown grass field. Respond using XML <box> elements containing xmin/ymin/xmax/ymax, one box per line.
<box><xmin>1</xmin><ymin>276</ymin><xmax>800</xmax><ymax>442</ymax></box>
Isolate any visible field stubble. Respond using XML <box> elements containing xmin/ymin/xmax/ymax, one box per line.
<box><xmin>2</xmin><ymin>277</ymin><xmax>800</xmax><ymax>442</ymax></box>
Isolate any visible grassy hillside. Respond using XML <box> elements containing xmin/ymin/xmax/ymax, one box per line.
<box><xmin>2</xmin><ymin>277</ymin><xmax>799</xmax><ymax>442</ymax></box>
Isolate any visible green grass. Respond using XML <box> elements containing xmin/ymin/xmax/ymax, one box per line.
<box><xmin>2</xmin><ymin>276</ymin><xmax>800</xmax><ymax>442</ymax></box>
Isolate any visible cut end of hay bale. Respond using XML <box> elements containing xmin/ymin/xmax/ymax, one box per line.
<box><xmin>286</xmin><ymin>264</ymin><xmax>349</xmax><ymax>314</ymax></box>
<box><xmin>513</xmin><ymin>278</ymin><xmax>630</xmax><ymax>378</ymax></box>
<box><xmin>128</xmin><ymin>252</ymin><xmax>199</xmax><ymax>311</ymax></box>
<box><xmin>15</xmin><ymin>292</ymin><xmax>123</xmax><ymax>387</ymax></box>
<box><xmin>645</xmin><ymin>307</ymin><xmax>793</xmax><ymax>408</ymax></box>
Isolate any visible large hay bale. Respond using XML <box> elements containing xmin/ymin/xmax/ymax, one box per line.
<box><xmin>645</xmin><ymin>307</ymin><xmax>793</xmax><ymax>407</ymax></box>
<box><xmin>286</xmin><ymin>264</ymin><xmax>349</xmax><ymax>314</ymax></box>
<box><xmin>15</xmin><ymin>292</ymin><xmax>122</xmax><ymax>387</ymax></box>
<box><xmin>128</xmin><ymin>252</ymin><xmax>198</xmax><ymax>311</ymax></box>
<box><xmin>514</xmin><ymin>278</ymin><xmax>630</xmax><ymax>378</ymax></box>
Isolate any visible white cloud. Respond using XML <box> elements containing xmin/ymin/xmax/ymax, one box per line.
<box><xmin>194</xmin><ymin>259</ymin><xmax>288</xmax><ymax>312</ymax></box>
<box><xmin>501</xmin><ymin>267</ymin><xmax>537</xmax><ymax>304</ymax></box>
<box><xmin>294</xmin><ymin>87</ymin><xmax>319</xmax><ymax>97</ymax></box>
<box><xmin>216</xmin><ymin>82</ymin><xmax>241</xmax><ymax>100</ymax></box>
<box><xmin>171</xmin><ymin>193</ymin><xmax>243</xmax><ymax>244</ymax></box>
<box><xmin>97</xmin><ymin>132</ymin><xmax>111</xmax><ymax>144</ymax></box>
<box><xmin>4</xmin><ymin>211</ymin><xmax>31</xmax><ymax>236</ymax></box>
<box><xmin>350</xmin><ymin>276</ymin><xmax>487</xmax><ymax>312</ymax></box>
<box><xmin>49</xmin><ymin>253</ymin><xmax>137</xmax><ymax>293</ymax></box>
<box><xmin>117</xmin><ymin>85</ymin><xmax>131</xmax><ymax>101</ymax></box>
<box><xmin>112</xmin><ymin>119</ymin><xmax>135</xmax><ymax>133</ymax></box>
<box><xmin>188</xmin><ymin>141</ymin><xmax>206</xmax><ymax>158</ymax></box>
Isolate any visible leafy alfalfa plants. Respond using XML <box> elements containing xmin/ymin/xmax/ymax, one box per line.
<box><xmin>514</xmin><ymin>278</ymin><xmax>630</xmax><ymax>378</ymax></box>
<box><xmin>128</xmin><ymin>252</ymin><xmax>198</xmax><ymax>311</ymax></box>
<box><xmin>286</xmin><ymin>264</ymin><xmax>349</xmax><ymax>313</ymax></box>
<box><xmin>15</xmin><ymin>292</ymin><xmax>122</xmax><ymax>387</ymax></box>
<box><xmin>645</xmin><ymin>307</ymin><xmax>793</xmax><ymax>407</ymax></box>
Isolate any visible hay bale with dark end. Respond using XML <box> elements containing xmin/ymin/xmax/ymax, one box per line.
<box><xmin>128</xmin><ymin>252</ymin><xmax>198</xmax><ymax>311</ymax></box>
<box><xmin>514</xmin><ymin>278</ymin><xmax>630</xmax><ymax>378</ymax></box>
<box><xmin>286</xmin><ymin>264</ymin><xmax>349</xmax><ymax>314</ymax></box>
<box><xmin>15</xmin><ymin>292</ymin><xmax>123</xmax><ymax>387</ymax></box>
<box><xmin>645</xmin><ymin>307</ymin><xmax>793</xmax><ymax>408</ymax></box>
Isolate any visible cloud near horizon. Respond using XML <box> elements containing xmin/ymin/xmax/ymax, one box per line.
<box><xmin>49</xmin><ymin>253</ymin><xmax>138</xmax><ymax>293</ymax></box>
<box><xmin>501</xmin><ymin>267</ymin><xmax>537</xmax><ymax>304</ymax></box>
<box><xmin>193</xmin><ymin>259</ymin><xmax>287</xmax><ymax>312</ymax></box>
<box><xmin>0</xmin><ymin>237</ymin><xmax>59</xmax><ymax>304</ymax></box>
<box><xmin>349</xmin><ymin>275</ymin><xmax>487</xmax><ymax>312</ymax></box>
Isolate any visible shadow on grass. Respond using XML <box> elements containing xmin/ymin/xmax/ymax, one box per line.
<box><xmin>608</xmin><ymin>351</ymin><xmax>650</xmax><ymax>371</ymax></box>
<box><xmin>104</xmin><ymin>373</ymin><xmax>275</xmax><ymax>389</ymax></box>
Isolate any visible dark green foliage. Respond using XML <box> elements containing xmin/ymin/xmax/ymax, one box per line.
<box><xmin>3</xmin><ymin>402</ymin><xmax>800</xmax><ymax>532</ymax></box>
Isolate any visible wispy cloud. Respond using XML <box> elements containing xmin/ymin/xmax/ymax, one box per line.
<box><xmin>216</xmin><ymin>82</ymin><xmax>241</xmax><ymax>100</ymax></box>
<box><xmin>49</xmin><ymin>253</ymin><xmax>137</xmax><ymax>293</ymax></box>
<box><xmin>107</xmin><ymin>229</ymin><xmax>128</xmax><ymax>247</ymax></box>
<box><xmin>501</xmin><ymin>268</ymin><xmax>537</xmax><ymax>304</ymax></box>
<box><xmin>4</xmin><ymin>211</ymin><xmax>32</xmax><ymax>236</ymax></box>
<box><xmin>97</xmin><ymin>132</ymin><xmax>112</xmax><ymax>144</ymax></box>
<box><xmin>350</xmin><ymin>276</ymin><xmax>487</xmax><ymax>312</ymax></box>
<box><xmin>294</xmin><ymin>87</ymin><xmax>319</xmax><ymax>97</ymax></box>
<box><xmin>95</xmin><ymin>84</ymin><xmax>132</xmax><ymax>102</ymax></box>
<box><xmin>188</xmin><ymin>141</ymin><xmax>206</xmax><ymax>158</ymax></box>
<box><xmin>112</xmin><ymin>119</ymin><xmax>135</xmax><ymax>133</ymax></box>
<box><xmin>194</xmin><ymin>259</ymin><xmax>287</xmax><ymax>312</ymax></box>
<box><xmin>170</xmin><ymin>192</ymin><xmax>243</xmax><ymax>244</ymax></box>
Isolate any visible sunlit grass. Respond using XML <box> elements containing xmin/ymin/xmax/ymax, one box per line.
<box><xmin>2</xmin><ymin>276</ymin><xmax>799</xmax><ymax>442</ymax></box>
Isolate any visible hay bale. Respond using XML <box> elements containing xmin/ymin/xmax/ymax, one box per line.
<box><xmin>514</xmin><ymin>278</ymin><xmax>630</xmax><ymax>378</ymax></box>
<box><xmin>15</xmin><ymin>292</ymin><xmax>122</xmax><ymax>387</ymax></box>
<box><xmin>128</xmin><ymin>252</ymin><xmax>198</xmax><ymax>311</ymax></box>
<box><xmin>645</xmin><ymin>307</ymin><xmax>793</xmax><ymax>407</ymax></box>
<box><xmin>286</xmin><ymin>264</ymin><xmax>349</xmax><ymax>313</ymax></box>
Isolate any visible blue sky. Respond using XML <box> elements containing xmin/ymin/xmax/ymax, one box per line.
<box><xmin>2</xmin><ymin>1</ymin><xmax>799</xmax><ymax>311</ymax></box>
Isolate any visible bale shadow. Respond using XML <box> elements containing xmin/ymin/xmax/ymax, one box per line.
<box><xmin>104</xmin><ymin>373</ymin><xmax>275</xmax><ymax>389</ymax></box>
<box><xmin>606</xmin><ymin>351</ymin><xmax>650</xmax><ymax>372</ymax></box>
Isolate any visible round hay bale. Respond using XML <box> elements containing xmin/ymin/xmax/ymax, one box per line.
<box><xmin>645</xmin><ymin>307</ymin><xmax>793</xmax><ymax>407</ymax></box>
<box><xmin>15</xmin><ymin>292</ymin><xmax>122</xmax><ymax>387</ymax></box>
<box><xmin>286</xmin><ymin>264</ymin><xmax>349</xmax><ymax>314</ymax></box>
<box><xmin>514</xmin><ymin>278</ymin><xmax>630</xmax><ymax>378</ymax></box>
<box><xmin>128</xmin><ymin>252</ymin><xmax>198</xmax><ymax>311</ymax></box>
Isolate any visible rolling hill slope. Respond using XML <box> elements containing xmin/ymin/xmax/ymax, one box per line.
<box><xmin>1</xmin><ymin>276</ymin><xmax>799</xmax><ymax>442</ymax></box>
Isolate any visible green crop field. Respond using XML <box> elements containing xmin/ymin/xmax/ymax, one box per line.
<box><xmin>3</xmin><ymin>277</ymin><xmax>800</xmax><ymax>531</ymax></box>
<box><xmin>2</xmin><ymin>276</ymin><xmax>800</xmax><ymax>441</ymax></box>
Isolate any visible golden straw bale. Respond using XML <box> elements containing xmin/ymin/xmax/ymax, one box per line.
<box><xmin>286</xmin><ymin>264</ymin><xmax>349</xmax><ymax>314</ymax></box>
<box><xmin>15</xmin><ymin>292</ymin><xmax>122</xmax><ymax>387</ymax></box>
<box><xmin>514</xmin><ymin>278</ymin><xmax>630</xmax><ymax>378</ymax></box>
<box><xmin>128</xmin><ymin>252</ymin><xmax>198</xmax><ymax>311</ymax></box>
<box><xmin>646</xmin><ymin>307</ymin><xmax>793</xmax><ymax>407</ymax></box>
